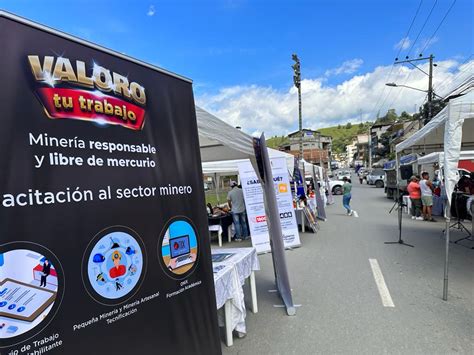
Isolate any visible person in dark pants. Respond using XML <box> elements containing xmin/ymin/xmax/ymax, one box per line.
<box><xmin>407</xmin><ymin>176</ymin><xmax>423</xmax><ymax>220</ymax></box>
<box><xmin>227</xmin><ymin>181</ymin><xmax>248</xmax><ymax>241</ymax></box>
<box><xmin>40</xmin><ymin>259</ymin><xmax>51</xmax><ymax>287</ymax></box>
<box><xmin>342</xmin><ymin>177</ymin><xmax>353</xmax><ymax>215</ymax></box>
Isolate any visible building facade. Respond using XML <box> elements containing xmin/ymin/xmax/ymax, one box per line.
<box><xmin>279</xmin><ymin>129</ymin><xmax>332</xmax><ymax>166</ymax></box>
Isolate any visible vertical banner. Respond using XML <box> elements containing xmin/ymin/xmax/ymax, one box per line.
<box><xmin>252</xmin><ymin>135</ymin><xmax>295</xmax><ymax>316</ymax></box>
<box><xmin>312</xmin><ymin>166</ymin><xmax>327</xmax><ymax>221</ymax></box>
<box><xmin>0</xmin><ymin>14</ymin><xmax>220</xmax><ymax>354</ymax></box>
<box><xmin>238</xmin><ymin>158</ymin><xmax>301</xmax><ymax>254</ymax></box>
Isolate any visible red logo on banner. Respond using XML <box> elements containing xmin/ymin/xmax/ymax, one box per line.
<box><xmin>28</xmin><ymin>55</ymin><xmax>147</xmax><ymax>130</ymax></box>
<box><xmin>255</xmin><ymin>216</ymin><xmax>267</xmax><ymax>223</ymax></box>
<box><xmin>35</xmin><ymin>88</ymin><xmax>146</xmax><ymax>131</ymax></box>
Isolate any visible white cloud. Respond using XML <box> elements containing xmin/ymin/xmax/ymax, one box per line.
<box><xmin>394</xmin><ymin>37</ymin><xmax>411</xmax><ymax>51</ymax></box>
<box><xmin>415</xmin><ymin>37</ymin><xmax>439</xmax><ymax>55</ymax></box>
<box><xmin>325</xmin><ymin>59</ymin><xmax>363</xmax><ymax>76</ymax></box>
<box><xmin>196</xmin><ymin>59</ymin><xmax>473</xmax><ymax>137</ymax></box>
<box><xmin>147</xmin><ymin>5</ymin><xmax>156</xmax><ymax>16</ymax></box>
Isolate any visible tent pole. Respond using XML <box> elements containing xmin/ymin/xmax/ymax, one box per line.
<box><xmin>214</xmin><ymin>173</ymin><xmax>219</xmax><ymax>205</ymax></box>
<box><xmin>443</xmin><ymin>203</ymin><xmax>451</xmax><ymax>301</ymax></box>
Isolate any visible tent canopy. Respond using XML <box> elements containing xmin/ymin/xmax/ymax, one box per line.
<box><xmin>383</xmin><ymin>154</ymin><xmax>418</xmax><ymax>170</ymax></box>
<box><xmin>196</xmin><ymin>106</ymin><xmax>255</xmax><ymax>162</ymax></box>
<box><xmin>396</xmin><ymin>92</ymin><xmax>474</xmax><ymax>155</ymax></box>
<box><xmin>417</xmin><ymin>150</ymin><xmax>474</xmax><ymax>166</ymax></box>
<box><xmin>395</xmin><ymin>90</ymin><xmax>474</xmax><ymax>203</ymax></box>
<box><xmin>202</xmin><ymin>149</ymin><xmax>295</xmax><ymax>176</ymax></box>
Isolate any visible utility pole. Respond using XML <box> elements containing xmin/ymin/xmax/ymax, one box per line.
<box><xmin>292</xmin><ymin>54</ymin><xmax>303</xmax><ymax>160</ymax></box>
<box><xmin>427</xmin><ymin>54</ymin><xmax>434</xmax><ymax>121</ymax></box>
<box><xmin>393</xmin><ymin>54</ymin><xmax>435</xmax><ymax>125</ymax></box>
<box><xmin>368</xmin><ymin>125</ymin><xmax>372</xmax><ymax>168</ymax></box>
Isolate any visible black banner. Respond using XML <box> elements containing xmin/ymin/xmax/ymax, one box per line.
<box><xmin>0</xmin><ymin>13</ymin><xmax>220</xmax><ymax>354</ymax></box>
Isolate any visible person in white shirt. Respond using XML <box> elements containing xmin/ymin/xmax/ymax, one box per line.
<box><xmin>419</xmin><ymin>172</ymin><xmax>435</xmax><ymax>222</ymax></box>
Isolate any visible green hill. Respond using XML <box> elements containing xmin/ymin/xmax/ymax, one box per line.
<box><xmin>267</xmin><ymin>122</ymin><xmax>372</xmax><ymax>154</ymax></box>
<box><xmin>266</xmin><ymin>135</ymin><xmax>289</xmax><ymax>149</ymax></box>
<box><xmin>319</xmin><ymin>122</ymin><xmax>371</xmax><ymax>153</ymax></box>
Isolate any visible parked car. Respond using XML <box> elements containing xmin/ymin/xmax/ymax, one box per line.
<box><xmin>328</xmin><ymin>179</ymin><xmax>345</xmax><ymax>195</ymax></box>
<box><xmin>367</xmin><ymin>169</ymin><xmax>385</xmax><ymax>188</ymax></box>
<box><xmin>335</xmin><ymin>170</ymin><xmax>351</xmax><ymax>180</ymax></box>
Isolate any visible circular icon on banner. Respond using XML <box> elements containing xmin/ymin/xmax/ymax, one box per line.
<box><xmin>0</xmin><ymin>242</ymin><xmax>64</xmax><ymax>348</ymax></box>
<box><xmin>158</xmin><ymin>217</ymin><xmax>199</xmax><ymax>279</ymax></box>
<box><xmin>83</xmin><ymin>226</ymin><xmax>146</xmax><ymax>305</ymax></box>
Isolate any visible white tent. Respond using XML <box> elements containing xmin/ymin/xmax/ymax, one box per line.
<box><xmin>397</xmin><ymin>91</ymin><xmax>474</xmax><ymax>204</ymax></box>
<box><xmin>202</xmin><ymin>149</ymin><xmax>295</xmax><ymax>176</ymax></box>
<box><xmin>196</xmin><ymin>106</ymin><xmax>255</xmax><ymax>162</ymax></box>
<box><xmin>196</xmin><ymin>105</ymin><xmax>296</xmax><ymax>315</ymax></box>
<box><xmin>395</xmin><ymin>89</ymin><xmax>474</xmax><ymax>301</ymax></box>
<box><xmin>417</xmin><ymin>150</ymin><xmax>474</xmax><ymax>166</ymax></box>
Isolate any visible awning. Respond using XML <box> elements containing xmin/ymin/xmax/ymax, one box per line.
<box><xmin>395</xmin><ymin>91</ymin><xmax>474</xmax><ymax>203</ymax></box>
<box><xmin>417</xmin><ymin>150</ymin><xmax>474</xmax><ymax>166</ymax></box>
<box><xmin>202</xmin><ymin>148</ymin><xmax>295</xmax><ymax>176</ymax></box>
<box><xmin>196</xmin><ymin>106</ymin><xmax>254</xmax><ymax>163</ymax></box>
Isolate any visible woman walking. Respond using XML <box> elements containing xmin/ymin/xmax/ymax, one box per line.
<box><xmin>342</xmin><ymin>177</ymin><xmax>354</xmax><ymax>216</ymax></box>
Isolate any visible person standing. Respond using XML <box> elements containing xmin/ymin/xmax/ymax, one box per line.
<box><xmin>40</xmin><ymin>259</ymin><xmax>51</xmax><ymax>287</ymax></box>
<box><xmin>407</xmin><ymin>176</ymin><xmax>423</xmax><ymax>220</ymax></box>
<box><xmin>227</xmin><ymin>181</ymin><xmax>248</xmax><ymax>241</ymax></box>
<box><xmin>342</xmin><ymin>177</ymin><xmax>357</xmax><ymax>216</ymax></box>
<box><xmin>420</xmin><ymin>172</ymin><xmax>435</xmax><ymax>221</ymax></box>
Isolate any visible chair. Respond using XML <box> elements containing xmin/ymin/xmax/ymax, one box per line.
<box><xmin>209</xmin><ymin>224</ymin><xmax>223</xmax><ymax>246</ymax></box>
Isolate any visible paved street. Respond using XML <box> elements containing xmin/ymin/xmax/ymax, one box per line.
<box><xmin>222</xmin><ymin>182</ymin><xmax>473</xmax><ymax>354</ymax></box>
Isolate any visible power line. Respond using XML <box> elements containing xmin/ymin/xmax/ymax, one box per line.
<box><xmin>396</xmin><ymin>0</ymin><xmax>424</xmax><ymax>59</ymax></box>
<box><xmin>389</xmin><ymin>0</ymin><xmax>458</xmax><ymax>109</ymax></box>
<box><xmin>406</xmin><ymin>0</ymin><xmax>438</xmax><ymax>55</ymax></box>
<box><xmin>419</xmin><ymin>0</ymin><xmax>457</xmax><ymax>54</ymax></box>
<box><xmin>369</xmin><ymin>0</ymin><xmax>424</xmax><ymax>119</ymax></box>
<box><xmin>383</xmin><ymin>0</ymin><xmax>440</xmax><ymax>113</ymax></box>
<box><xmin>435</xmin><ymin>57</ymin><xmax>473</xmax><ymax>95</ymax></box>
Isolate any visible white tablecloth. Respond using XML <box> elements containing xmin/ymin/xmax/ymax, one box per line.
<box><xmin>214</xmin><ymin>248</ymin><xmax>260</xmax><ymax>285</ymax></box>
<box><xmin>212</xmin><ymin>248</ymin><xmax>260</xmax><ymax>334</ymax></box>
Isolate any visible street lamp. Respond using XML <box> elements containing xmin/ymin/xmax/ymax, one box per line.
<box><xmin>292</xmin><ymin>54</ymin><xmax>303</xmax><ymax>161</ymax></box>
<box><xmin>385</xmin><ymin>82</ymin><xmax>443</xmax><ymax>98</ymax></box>
<box><xmin>391</xmin><ymin>54</ymin><xmax>436</xmax><ymax>122</ymax></box>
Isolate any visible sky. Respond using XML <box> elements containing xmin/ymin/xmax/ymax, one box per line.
<box><xmin>1</xmin><ymin>0</ymin><xmax>473</xmax><ymax>137</ymax></box>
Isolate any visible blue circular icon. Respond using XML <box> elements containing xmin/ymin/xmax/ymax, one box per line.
<box><xmin>87</xmin><ymin>231</ymin><xmax>143</xmax><ymax>300</ymax></box>
<box><xmin>0</xmin><ymin>301</ymin><xmax>7</xmax><ymax>307</ymax></box>
<box><xmin>17</xmin><ymin>307</ymin><xmax>26</xmax><ymax>313</ymax></box>
<box><xmin>8</xmin><ymin>304</ymin><xmax>16</xmax><ymax>310</ymax></box>
<box><xmin>160</xmin><ymin>219</ymin><xmax>199</xmax><ymax>277</ymax></box>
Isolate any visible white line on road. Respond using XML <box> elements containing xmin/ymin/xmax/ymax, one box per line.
<box><xmin>369</xmin><ymin>258</ymin><xmax>395</xmax><ymax>308</ymax></box>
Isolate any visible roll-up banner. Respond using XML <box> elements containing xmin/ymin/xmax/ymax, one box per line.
<box><xmin>0</xmin><ymin>13</ymin><xmax>221</xmax><ymax>354</ymax></box>
<box><xmin>238</xmin><ymin>158</ymin><xmax>301</xmax><ymax>253</ymax></box>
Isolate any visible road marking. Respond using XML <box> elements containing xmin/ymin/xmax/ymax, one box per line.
<box><xmin>369</xmin><ymin>258</ymin><xmax>395</xmax><ymax>308</ymax></box>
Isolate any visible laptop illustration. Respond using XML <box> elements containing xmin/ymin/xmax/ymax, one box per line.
<box><xmin>168</xmin><ymin>235</ymin><xmax>193</xmax><ymax>270</ymax></box>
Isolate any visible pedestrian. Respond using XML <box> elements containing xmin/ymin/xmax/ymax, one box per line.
<box><xmin>407</xmin><ymin>176</ymin><xmax>423</xmax><ymax>220</ymax></box>
<box><xmin>342</xmin><ymin>177</ymin><xmax>358</xmax><ymax>217</ymax></box>
<box><xmin>420</xmin><ymin>172</ymin><xmax>435</xmax><ymax>221</ymax></box>
<box><xmin>227</xmin><ymin>181</ymin><xmax>249</xmax><ymax>241</ymax></box>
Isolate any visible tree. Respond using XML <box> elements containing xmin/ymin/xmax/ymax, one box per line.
<box><xmin>345</xmin><ymin>122</ymin><xmax>352</xmax><ymax>129</ymax></box>
<box><xmin>376</xmin><ymin>109</ymin><xmax>398</xmax><ymax>124</ymax></box>
<box><xmin>421</xmin><ymin>99</ymin><xmax>446</xmax><ymax>124</ymax></box>
<box><xmin>400</xmin><ymin>111</ymin><xmax>412</xmax><ymax>121</ymax></box>
<box><xmin>337</xmin><ymin>124</ymin><xmax>341</xmax><ymax>129</ymax></box>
